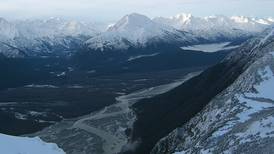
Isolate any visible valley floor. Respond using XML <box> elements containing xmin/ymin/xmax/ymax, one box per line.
<box><xmin>0</xmin><ymin>67</ymin><xmax>202</xmax><ymax>136</ymax></box>
<box><xmin>28</xmin><ymin>72</ymin><xmax>200</xmax><ymax>154</ymax></box>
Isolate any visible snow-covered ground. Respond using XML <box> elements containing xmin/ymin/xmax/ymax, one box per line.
<box><xmin>0</xmin><ymin>133</ymin><xmax>65</xmax><ymax>154</ymax></box>
<box><xmin>181</xmin><ymin>42</ymin><xmax>239</xmax><ymax>52</ymax></box>
<box><xmin>245</xmin><ymin>66</ymin><xmax>274</xmax><ymax>100</ymax></box>
<box><xmin>24</xmin><ymin>84</ymin><xmax>59</xmax><ymax>88</ymax></box>
<box><xmin>211</xmin><ymin>66</ymin><xmax>274</xmax><ymax>137</ymax></box>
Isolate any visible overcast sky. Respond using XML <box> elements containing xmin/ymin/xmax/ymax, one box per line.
<box><xmin>0</xmin><ymin>0</ymin><xmax>273</xmax><ymax>22</ymax></box>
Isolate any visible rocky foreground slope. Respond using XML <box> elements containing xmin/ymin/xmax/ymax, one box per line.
<box><xmin>151</xmin><ymin>27</ymin><xmax>274</xmax><ymax>154</ymax></box>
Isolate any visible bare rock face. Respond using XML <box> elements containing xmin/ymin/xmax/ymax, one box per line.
<box><xmin>152</xmin><ymin>27</ymin><xmax>274</xmax><ymax>154</ymax></box>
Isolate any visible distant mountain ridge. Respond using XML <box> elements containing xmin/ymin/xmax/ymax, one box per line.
<box><xmin>0</xmin><ymin>17</ymin><xmax>99</xmax><ymax>57</ymax></box>
<box><xmin>154</xmin><ymin>13</ymin><xmax>274</xmax><ymax>41</ymax></box>
<box><xmin>154</xmin><ymin>13</ymin><xmax>274</xmax><ymax>32</ymax></box>
<box><xmin>87</xmin><ymin>13</ymin><xmax>273</xmax><ymax>51</ymax></box>
<box><xmin>0</xmin><ymin>17</ymin><xmax>98</xmax><ymax>40</ymax></box>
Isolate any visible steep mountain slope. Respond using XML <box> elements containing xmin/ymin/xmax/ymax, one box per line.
<box><xmin>154</xmin><ymin>14</ymin><xmax>273</xmax><ymax>41</ymax></box>
<box><xmin>150</xmin><ymin>28</ymin><xmax>274</xmax><ymax>154</ymax></box>
<box><xmin>129</xmin><ymin>27</ymin><xmax>274</xmax><ymax>154</ymax></box>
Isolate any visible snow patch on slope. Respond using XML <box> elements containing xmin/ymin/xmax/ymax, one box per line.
<box><xmin>245</xmin><ymin>66</ymin><xmax>274</xmax><ymax>100</ymax></box>
<box><xmin>236</xmin><ymin>115</ymin><xmax>274</xmax><ymax>144</ymax></box>
<box><xmin>271</xmin><ymin>51</ymin><xmax>274</xmax><ymax>57</ymax></box>
<box><xmin>0</xmin><ymin>133</ymin><xmax>65</xmax><ymax>154</ymax></box>
<box><xmin>127</xmin><ymin>53</ymin><xmax>159</xmax><ymax>61</ymax></box>
<box><xmin>211</xmin><ymin>65</ymin><xmax>274</xmax><ymax>138</ymax></box>
<box><xmin>259</xmin><ymin>29</ymin><xmax>274</xmax><ymax>45</ymax></box>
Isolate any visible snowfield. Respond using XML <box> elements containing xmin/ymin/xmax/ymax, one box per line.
<box><xmin>0</xmin><ymin>133</ymin><xmax>65</xmax><ymax>154</ymax></box>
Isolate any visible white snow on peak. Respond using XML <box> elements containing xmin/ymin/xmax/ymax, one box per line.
<box><xmin>0</xmin><ymin>17</ymin><xmax>100</xmax><ymax>57</ymax></box>
<box><xmin>0</xmin><ymin>133</ymin><xmax>65</xmax><ymax>154</ymax></box>
<box><xmin>231</xmin><ymin>16</ymin><xmax>250</xmax><ymax>23</ymax></box>
<box><xmin>105</xmin><ymin>13</ymin><xmax>168</xmax><ymax>44</ymax></box>
<box><xmin>15</xmin><ymin>18</ymin><xmax>98</xmax><ymax>39</ymax></box>
<box><xmin>0</xmin><ymin>17</ymin><xmax>98</xmax><ymax>41</ymax></box>
<box><xmin>107</xmin><ymin>13</ymin><xmax>153</xmax><ymax>32</ymax></box>
<box><xmin>172</xmin><ymin>13</ymin><xmax>193</xmax><ymax>24</ymax></box>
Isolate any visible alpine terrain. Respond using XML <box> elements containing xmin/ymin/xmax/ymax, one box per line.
<box><xmin>0</xmin><ymin>10</ymin><xmax>273</xmax><ymax>154</ymax></box>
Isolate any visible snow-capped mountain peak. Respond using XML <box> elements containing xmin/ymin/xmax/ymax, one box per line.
<box><xmin>86</xmin><ymin>13</ymin><xmax>192</xmax><ymax>51</ymax></box>
<box><xmin>0</xmin><ymin>17</ymin><xmax>100</xmax><ymax>57</ymax></box>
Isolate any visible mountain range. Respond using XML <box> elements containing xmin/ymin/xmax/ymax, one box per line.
<box><xmin>0</xmin><ymin>17</ymin><xmax>98</xmax><ymax>57</ymax></box>
<box><xmin>0</xmin><ymin>13</ymin><xmax>273</xmax><ymax>57</ymax></box>
<box><xmin>87</xmin><ymin>13</ymin><xmax>274</xmax><ymax>51</ymax></box>
<box><xmin>154</xmin><ymin>14</ymin><xmax>273</xmax><ymax>39</ymax></box>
